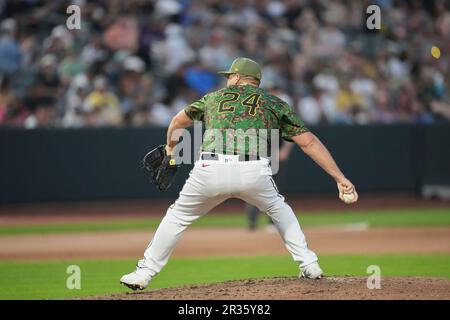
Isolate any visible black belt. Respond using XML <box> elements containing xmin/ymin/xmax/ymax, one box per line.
<box><xmin>201</xmin><ymin>153</ymin><xmax>261</xmax><ymax>161</ymax></box>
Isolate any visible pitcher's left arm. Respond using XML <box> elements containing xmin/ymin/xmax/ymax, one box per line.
<box><xmin>165</xmin><ymin>110</ymin><xmax>193</xmax><ymax>155</ymax></box>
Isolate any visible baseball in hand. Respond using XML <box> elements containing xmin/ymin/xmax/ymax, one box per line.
<box><xmin>342</xmin><ymin>192</ymin><xmax>356</xmax><ymax>204</ymax></box>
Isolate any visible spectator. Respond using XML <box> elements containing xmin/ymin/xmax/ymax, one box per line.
<box><xmin>184</xmin><ymin>62</ymin><xmax>221</xmax><ymax>96</ymax></box>
<box><xmin>62</xmin><ymin>74</ymin><xmax>90</xmax><ymax>128</ymax></box>
<box><xmin>0</xmin><ymin>76</ymin><xmax>12</xmax><ymax>123</ymax></box>
<box><xmin>0</xmin><ymin>18</ymin><xmax>21</xmax><ymax>76</ymax></box>
<box><xmin>150</xmin><ymin>100</ymin><xmax>173</xmax><ymax>127</ymax></box>
<box><xmin>24</xmin><ymin>104</ymin><xmax>56</xmax><ymax>129</ymax></box>
<box><xmin>153</xmin><ymin>23</ymin><xmax>195</xmax><ymax>75</ymax></box>
<box><xmin>83</xmin><ymin>76</ymin><xmax>121</xmax><ymax>127</ymax></box>
<box><xmin>28</xmin><ymin>54</ymin><xmax>61</xmax><ymax>112</ymax></box>
<box><xmin>118</xmin><ymin>55</ymin><xmax>147</xmax><ymax>116</ymax></box>
<box><xmin>372</xmin><ymin>82</ymin><xmax>397</xmax><ymax>124</ymax></box>
<box><xmin>297</xmin><ymin>86</ymin><xmax>336</xmax><ymax>125</ymax></box>
<box><xmin>0</xmin><ymin>0</ymin><xmax>448</xmax><ymax>129</ymax></box>
<box><xmin>58</xmin><ymin>50</ymin><xmax>86</xmax><ymax>86</ymax></box>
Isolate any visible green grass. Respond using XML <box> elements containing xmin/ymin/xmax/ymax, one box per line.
<box><xmin>0</xmin><ymin>215</ymin><xmax>246</xmax><ymax>236</ymax></box>
<box><xmin>0</xmin><ymin>254</ymin><xmax>449</xmax><ymax>299</ymax></box>
<box><xmin>297</xmin><ymin>208</ymin><xmax>450</xmax><ymax>227</ymax></box>
<box><xmin>0</xmin><ymin>208</ymin><xmax>449</xmax><ymax>236</ymax></box>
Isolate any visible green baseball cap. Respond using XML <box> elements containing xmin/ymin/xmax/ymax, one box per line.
<box><xmin>218</xmin><ymin>57</ymin><xmax>262</xmax><ymax>81</ymax></box>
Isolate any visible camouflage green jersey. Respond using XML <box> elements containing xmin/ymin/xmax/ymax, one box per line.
<box><xmin>184</xmin><ymin>84</ymin><xmax>308</xmax><ymax>156</ymax></box>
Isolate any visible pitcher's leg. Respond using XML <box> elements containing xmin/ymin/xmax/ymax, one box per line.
<box><xmin>239</xmin><ymin>175</ymin><xmax>318</xmax><ymax>268</ymax></box>
<box><xmin>136</xmin><ymin>204</ymin><xmax>201</xmax><ymax>277</ymax></box>
<box><xmin>267</xmin><ymin>197</ymin><xmax>318</xmax><ymax>268</ymax></box>
<box><xmin>130</xmin><ymin>165</ymin><xmax>227</xmax><ymax>282</ymax></box>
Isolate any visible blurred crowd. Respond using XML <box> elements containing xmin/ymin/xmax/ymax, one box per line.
<box><xmin>0</xmin><ymin>0</ymin><xmax>449</xmax><ymax>129</ymax></box>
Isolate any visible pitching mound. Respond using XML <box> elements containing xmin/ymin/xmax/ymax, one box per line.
<box><xmin>86</xmin><ymin>276</ymin><xmax>450</xmax><ymax>300</ymax></box>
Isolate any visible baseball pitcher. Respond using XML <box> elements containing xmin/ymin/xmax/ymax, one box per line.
<box><xmin>120</xmin><ymin>58</ymin><xmax>358</xmax><ymax>290</ymax></box>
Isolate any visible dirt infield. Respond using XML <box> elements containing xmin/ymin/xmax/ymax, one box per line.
<box><xmin>84</xmin><ymin>277</ymin><xmax>450</xmax><ymax>300</ymax></box>
<box><xmin>1</xmin><ymin>226</ymin><xmax>449</xmax><ymax>260</ymax></box>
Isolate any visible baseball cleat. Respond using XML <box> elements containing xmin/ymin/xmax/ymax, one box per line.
<box><xmin>120</xmin><ymin>271</ymin><xmax>151</xmax><ymax>290</ymax></box>
<box><xmin>300</xmin><ymin>262</ymin><xmax>324</xmax><ymax>279</ymax></box>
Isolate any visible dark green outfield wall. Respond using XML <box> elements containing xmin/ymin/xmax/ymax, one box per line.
<box><xmin>1</xmin><ymin>124</ymin><xmax>449</xmax><ymax>203</ymax></box>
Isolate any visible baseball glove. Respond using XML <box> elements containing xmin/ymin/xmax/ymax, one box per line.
<box><xmin>143</xmin><ymin>144</ymin><xmax>179</xmax><ymax>191</ymax></box>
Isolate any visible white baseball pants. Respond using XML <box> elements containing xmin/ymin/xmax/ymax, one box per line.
<box><xmin>137</xmin><ymin>154</ymin><xmax>318</xmax><ymax>277</ymax></box>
